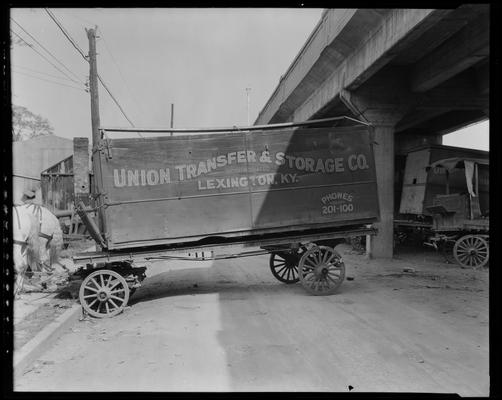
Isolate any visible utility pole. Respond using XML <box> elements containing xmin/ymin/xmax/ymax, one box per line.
<box><xmin>245</xmin><ymin>88</ymin><xmax>251</xmax><ymax>126</ymax></box>
<box><xmin>86</xmin><ymin>26</ymin><xmax>101</xmax><ymax>162</ymax></box>
<box><xmin>86</xmin><ymin>26</ymin><xmax>104</xmax><ymax>241</ymax></box>
<box><xmin>170</xmin><ymin>103</ymin><xmax>174</xmax><ymax>136</ymax></box>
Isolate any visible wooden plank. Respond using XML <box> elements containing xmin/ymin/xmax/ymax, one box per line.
<box><xmin>41</xmin><ymin>174</ymin><xmax>74</xmax><ymax>213</ymax></box>
<box><xmin>97</xmin><ymin>126</ymin><xmax>379</xmax><ymax>250</ymax></box>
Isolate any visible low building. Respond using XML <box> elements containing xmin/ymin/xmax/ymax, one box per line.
<box><xmin>41</xmin><ymin>137</ymin><xmax>92</xmax><ymax>213</ymax></box>
<box><xmin>13</xmin><ymin>135</ymin><xmax>73</xmax><ymax>204</ymax></box>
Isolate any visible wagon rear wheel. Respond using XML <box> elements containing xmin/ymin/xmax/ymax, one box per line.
<box><xmin>79</xmin><ymin>269</ymin><xmax>130</xmax><ymax>318</ymax></box>
<box><xmin>269</xmin><ymin>250</ymin><xmax>301</xmax><ymax>284</ymax></box>
<box><xmin>453</xmin><ymin>235</ymin><xmax>489</xmax><ymax>269</ymax></box>
<box><xmin>298</xmin><ymin>246</ymin><xmax>345</xmax><ymax>295</ymax></box>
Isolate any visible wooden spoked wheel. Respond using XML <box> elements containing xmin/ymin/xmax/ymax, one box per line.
<box><xmin>79</xmin><ymin>269</ymin><xmax>130</xmax><ymax>318</ymax></box>
<box><xmin>453</xmin><ymin>235</ymin><xmax>489</xmax><ymax>269</ymax></box>
<box><xmin>269</xmin><ymin>250</ymin><xmax>301</xmax><ymax>284</ymax></box>
<box><xmin>298</xmin><ymin>246</ymin><xmax>345</xmax><ymax>295</ymax></box>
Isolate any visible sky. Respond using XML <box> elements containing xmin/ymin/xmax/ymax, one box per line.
<box><xmin>11</xmin><ymin>8</ymin><xmax>489</xmax><ymax>150</ymax></box>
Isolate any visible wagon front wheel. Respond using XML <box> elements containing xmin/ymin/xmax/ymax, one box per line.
<box><xmin>453</xmin><ymin>235</ymin><xmax>489</xmax><ymax>269</ymax></box>
<box><xmin>79</xmin><ymin>269</ymin><xmax>130</xmax><ymax>318</ymax></box>
<box><xmin>269</xmin><ymin>251</ymin><xmax>300</xmax><ymax>284</ymax></box>
<box><xmin>298</xmin><ymin>246</ymin><xmax>345</xmax><ymax>295</ymax></box>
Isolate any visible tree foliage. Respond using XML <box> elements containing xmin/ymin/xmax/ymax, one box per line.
<box><xmin>12</xmin><ymin>105</ymin><xmax>54</xmax><ymax>141</ymax></box>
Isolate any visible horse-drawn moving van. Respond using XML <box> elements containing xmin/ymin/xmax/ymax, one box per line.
<box><xmin>394</xmin><ymin>145</ymin><xmax>489</xmax><ymax>268</ymax></box>
<box><xmin>74</xmin><ymin>118</ymin><xmax>380</xmax><ymax>317</ymax></box>
<box><xmin>424</xmin><ymin>157</ymin><xmax>489</xmax><ymax>268</ymax></box>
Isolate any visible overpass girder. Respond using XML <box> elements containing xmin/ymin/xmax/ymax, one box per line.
<box><xmin>410</xmin><ymin>11</ymin><xmax>490</xmax><ymax>93</ymax></box>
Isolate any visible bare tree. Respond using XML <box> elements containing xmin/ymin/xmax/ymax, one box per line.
<box><xmin>12</xmin><ymin>105</ymin><xmax>54</xmax><ymax>141</ymax></box>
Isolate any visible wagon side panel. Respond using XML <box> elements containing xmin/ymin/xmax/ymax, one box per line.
<box><xmin>399</xmin><ymin>148</ymin><xmax>430</xmax><ymax>215</ymax></box>
<box><xmin>99</xmin><ymin>133</ymin><xmax>252</xmax><ymax>247</ymax></box>
<box><xmin>246</xmin><ymin>126</ymin><xmax>379</xmax><ymax>229</ymax></box>
<box><xmin>97</xmin><ymin>126</ymin><xmax>379</xmax><ymax>249</ymax></box>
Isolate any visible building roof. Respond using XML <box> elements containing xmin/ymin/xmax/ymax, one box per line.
<box><xmin>13</xmin><ymin>135</ymin><xmax>73</xmax><ymax>178</ymax></box>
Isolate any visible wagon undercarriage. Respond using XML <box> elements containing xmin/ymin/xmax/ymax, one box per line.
<box><xmin>74</xmin><ymin>226</ymin><xmax>376</xmax><ymax>318</ymax></box>
<box><xmin>73</xmin><ymin>119</ymin><xmax>380</xmax><ymax>318</ymax></box>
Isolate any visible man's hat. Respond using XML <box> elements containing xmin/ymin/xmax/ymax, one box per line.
<box><xmin>23</xmin><ymin>189</ymin><xmax>36</xmax><ymax>199</ymax></box>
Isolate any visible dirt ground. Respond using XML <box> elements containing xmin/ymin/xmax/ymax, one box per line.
<box><xmin>13</xmin><ymin>239</ymin><xmax>93</xmax><ymax>349</ymax></box>
<box><xmin>14</xmin><ymin>295</ymin><xmax>75</xmax><ymax>350</ymax></box>
<box><xmin>13</xmin><ymin>243</ymin><xmax>489</xmax><ymax>394</ymax></box>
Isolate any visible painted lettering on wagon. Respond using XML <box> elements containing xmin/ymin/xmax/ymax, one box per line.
<box><xmin>321</xmin><ymin>191</ymin><xmax>355</xmax><ymax>215</ymax></box>
<box><xmin>197</xmin><ymin>173</ymin><xmax>298</xmax><ymax>190</ymax></box>
<box><xmin>112</xmin><ymin>150</ymin><xmax>370</xmax><ymax>187</ymax></box>
<box><xmin>114</xmin><ymin>168</ymin><xmax>171</xmax><ymax>187</ymax></box>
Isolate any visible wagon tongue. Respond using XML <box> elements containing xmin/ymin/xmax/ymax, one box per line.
<box><xmin>76</xmin><ymin>201</ymin><xmax>106</xmax><ymax>247</ymax></box>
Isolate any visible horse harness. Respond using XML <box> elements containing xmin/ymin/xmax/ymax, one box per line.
<box><xmin>26</xmin><ymin>204</ymin><xmax>54</xmax><ymax>244</ymax></box>
<box><xmin>13</xmin><ymin>206</ymin><xmax>28</xmax><ymax>249</ymax></box>
<box><xmin>13</xmin><ymin>204</ymin><xmax>54</xmax><ymax>250</ymax></box>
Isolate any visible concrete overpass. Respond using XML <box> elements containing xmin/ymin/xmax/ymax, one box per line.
<box><xmin>255</xmin><ymin>6</ymin><xmax>490</xmax><ymax>257</ymax></box>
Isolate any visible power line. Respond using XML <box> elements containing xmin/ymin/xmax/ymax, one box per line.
<box><xmin>10</xmin><ymin>29</ymin><xmax>84</xmax><ymax>85</ymax></box>
<box><xmin>43</xmin><ymin>10</ymin><xmax>136</xmax><ymax>128</ymax></box>
<box><xmin>12</xmin><ymin>70</ymin><xmax>87</xmax><ymax>92</ymax></box>
<box><xmin>97</xmin><ymin>75</ymin><xmax>135</xmax><ymax>127</ymax></box>
<box><xmin>11</xmin><ymin>17</ymin><xmax>83</xmax><ymax>82</ymax></box>
<box><xmin>12</xmin><ymin>64</ymin><xmax>86</xmax><ymax>85</ymax></box>
<box><xmin>100</xmin><ymin>31</ymin><xmax>143</xmax><ymax>121</ymax></box>
<box><xmin>44</xmin><ymin>8</ymin><xmax>88</xmax><ymax>62</ymax></box>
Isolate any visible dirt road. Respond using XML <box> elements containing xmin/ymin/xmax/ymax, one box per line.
<box><xmin>14</xmin><ymin>244</ymin><xmax>489</xmax><ymax>394</ymax></box>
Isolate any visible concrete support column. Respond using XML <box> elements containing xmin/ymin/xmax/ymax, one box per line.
<box><xmin>355</xmin><ymin>119</ymin><xmax>400</xmax><ymax>258</ymax></box>
<box><xmin>371</xmin><ymin>124</ymin><xmax>395</xmax><ymax>258</ymax></box>
<box><xmin>340</xmin><ymin>82</ymin><xmax>412</xmax><ymax>259</ymax></box>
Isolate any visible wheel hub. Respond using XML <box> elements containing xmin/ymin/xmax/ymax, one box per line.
<box><xmin>97</xmin><ymin>289</ymin><xmax>110</xmax><ymax>302</ymax></box>
<box><xmin>314</xmin><ymin>264</ymin><xmax>329</xmax><ymax>278</ymax></box>
<box><xmin>284</xmin><ymin>254</ymin><xmax>297</xmax><ymax>267</ymax></box>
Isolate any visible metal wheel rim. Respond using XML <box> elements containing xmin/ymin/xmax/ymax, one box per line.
<box><xmin>79</xmin><ymin>269</ymin><xmax>130</xmax><ymax>318</ymax></box>
<box><xmin>269</xmin><ymin>251</ymin><xmax>300</xmax><ymax>284</ymax></box>
<box><xmin>453</xmin><ymin>235</ymin><xmax>489</xmax><ymax>269</ymax></box>
<box><xmin>298</xmin><ymin>246</ymin><xmax>345</xmax><ymax>295</ymax></box>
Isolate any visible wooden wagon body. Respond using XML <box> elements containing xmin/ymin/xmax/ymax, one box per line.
<box><xmin>398</xmin><ymin>145</ymin><xmax>489</xmax><ymax>219</ymax></box>
<box><xmin>423</xmin><ymin>156</ymin><xmax>490</xmax><ymax>268</ymax></box>
<box><xmin>74</xmin><ymin>119</ymin><xmax>381</xmax><ymax>317</ymax></box>
<box><xmin>394</xmin><ymin>145</ymin><xmax>488</xmax><ymax>246</ymax></box>
<box><xmin>91</xmin><ymin>124</ymin><xmax>380</xmax><ymax>250</ymax></box>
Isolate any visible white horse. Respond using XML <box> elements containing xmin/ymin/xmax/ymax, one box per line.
<box><xmin>12</xmin><ymin>206</ymin><xmax>41</xmax><ymax>293</ymax></box>
<box><xmin>13</xmin><ymin>204</ymin><xmax>64</xmax><ymax>293</ymax></box>
<box><xmin>19</xmin><ymin>204</ymin><xmax>64</xmax><ymax>267</ymax></box>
